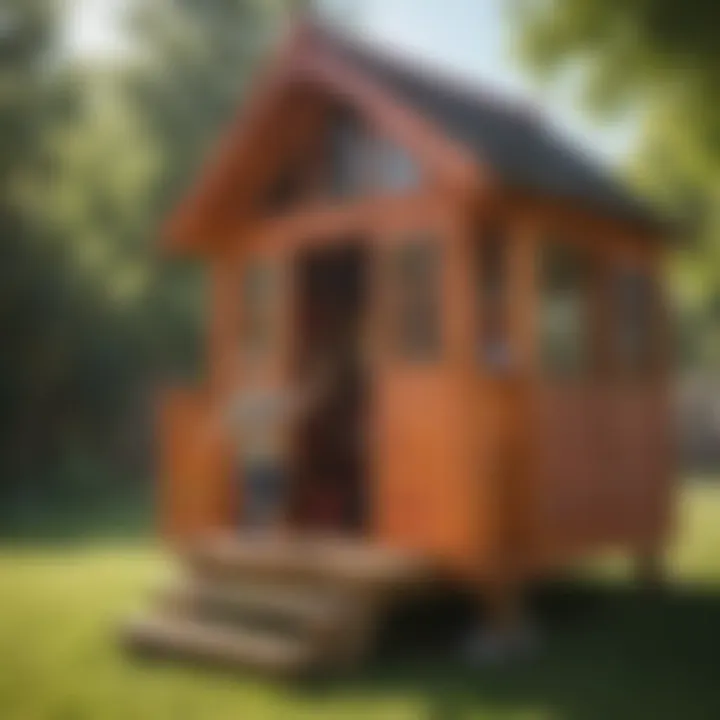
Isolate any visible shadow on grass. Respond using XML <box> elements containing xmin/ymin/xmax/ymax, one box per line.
<box><xmin>306</xmin><ymin>581</ymin><xmax>720</xmax><ymax>720</ymax></box>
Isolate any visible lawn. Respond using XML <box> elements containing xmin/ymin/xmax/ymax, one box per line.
<box><xmin>0</xmin><ymin>482</ymin><xmax>719</xmax><ymax>720</ymax></box>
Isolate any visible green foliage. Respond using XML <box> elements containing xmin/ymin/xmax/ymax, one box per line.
<box><xmin>125</xmin><ymin>0</ymin><xmax>285</xmax><ymax>217</ymax></box>
<box><xmin>513</xmin><ymin>0</ymin><xmax>720</xmax><ymax>116</ymax></box>
<box><xmin>514</xmin><ymin>0</ymin><xmax>720</xmax><ymax>369</ymax></box>
<box><xmin>0</xmin><ymin>0</ymin><xmax>287</xmax><ymax>508</ymax></box>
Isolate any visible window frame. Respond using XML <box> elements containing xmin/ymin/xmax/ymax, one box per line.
<box><xmin>537</xmin><ymin>239</ymin><xmax>593</xmax><ymax>379</ymax></box>
<box><xmin>475</xmin><ymin>224</ymin><xmax>512</xmax><ymax>373</ymax></box>
<box><xmin>327</xmin><ymin>108</ymin><xmax>421</xmax><ymax>200</ymax></box>
<box><xmin>609</xmin><ymin>264</ymin><xmax>661</xmax><ymax>379</ymax></box>
<box><xmin>388</xmin><ymin>233</ymin><xmax>443</xmax><ymax>364</ymax></box>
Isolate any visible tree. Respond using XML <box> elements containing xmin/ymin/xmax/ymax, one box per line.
<box><xmin>125</xmin><ymin>0</ymin><xmax>287</xmax><ymax>218</ymax></box>
<box><xmin>0</xmin><ymin>0</ymin><xmax>70</xmax><ymax>497</ymax></box>
<box><xmin>120</xmin><ymin>0</ymin><xmax>290</xmax><ymax>376</ymax></box>
<box><xmin>0</xmin><ymin>0</ymin><xmax>290</xmax><ymax>513</ymax></box>
<box><xmin>513</xmin><ymin>0</ymin><xmax>720</xmax><ymax>119</ymax></box>
<box><xmin>513</xmin><ymin>0</ymin><xmax>720</xmax><ymax>368</ymax></box>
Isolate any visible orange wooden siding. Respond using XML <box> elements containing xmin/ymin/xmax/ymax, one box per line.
<box><xmin>157</xmin><ymin>23</ymin><xmax>674</xmax><ymax>586</ymax></box>
<box><xmin>158</xmin><ymin>389</ymin><xmax>233</xmax><ymax>542</ymax></box>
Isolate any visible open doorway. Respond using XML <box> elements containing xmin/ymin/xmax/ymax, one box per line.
<box><xmin>291</xmin><ymin>242</ymin><xmax>371</xmax><ymax>534</ymax></box>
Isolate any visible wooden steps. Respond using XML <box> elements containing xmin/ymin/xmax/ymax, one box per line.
<box><xmin>158</xmin><ymin>580</ymin><xmax>344</xmax><ymax>632</ymax></box>
<box><xmin>126</xmin><ymin>614</ymin><xmax>315</xmax><ymax>677</ymax></box>
<box><xmin>123</xmin><ymin>533</ymin><xmax>431</xmax><ymax>678</ymax></box>
<box><xmin>184</xmin><ymin>534</ymin><xmax>429</xmax><ymax>590</ymax></box>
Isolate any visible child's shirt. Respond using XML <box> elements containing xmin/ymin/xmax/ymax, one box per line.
<box><xmin>227</xmin><ymin>387</ymin><xmax>293</xmax><ymax>467</ymax></box>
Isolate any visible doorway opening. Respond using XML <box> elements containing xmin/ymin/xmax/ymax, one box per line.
<box><xmin>291</xmin><ymin>242</ymin><xmax>371</xmax><ymax>534</ymax></box>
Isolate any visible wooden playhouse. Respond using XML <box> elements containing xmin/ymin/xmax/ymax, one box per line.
<box><xmin>127</xmin><ymin>21</ymin><xmax>675</xmax><ymax>675</ymax></box>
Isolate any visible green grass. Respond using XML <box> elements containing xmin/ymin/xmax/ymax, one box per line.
<box><xmin>1</xmin><ymin>483</ymin><xmax>719</xmax><ymax>720</ymax></box>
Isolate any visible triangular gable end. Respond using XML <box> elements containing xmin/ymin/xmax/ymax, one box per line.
<box><xmin>163</xmin><ymin>22</ymin><xmax>482</xmax><ymax>254</ymax></box>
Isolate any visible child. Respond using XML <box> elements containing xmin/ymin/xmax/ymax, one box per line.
<box><xmin>226</xmin><ymin>363</ymin><xmax>328</xmax><ymax>531</ymax></box>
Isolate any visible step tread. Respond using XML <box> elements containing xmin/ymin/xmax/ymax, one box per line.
<box><xmin>185</xmin><ymin>534</ymin><xmax>431</xmax><ymax>590</ymax></box>
<box><xmin>160</xmin><ymin>579</ymin><xmax>346</xmax><ymax>630</ymax></box>
<box><xmin>125</xmin><ymin>613</ymin><xmax>318</xmax><ymax>676</ymax></box>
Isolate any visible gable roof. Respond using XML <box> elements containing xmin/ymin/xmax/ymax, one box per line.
<box><xmin>320</xmin><ymin>27</ymin><xmax>660</xmax><ymax>231</ymax></box>
<box><xmin>165</xmin><ymin>21</ymin><xmax>664</xmax><ymax>252</ymax></box>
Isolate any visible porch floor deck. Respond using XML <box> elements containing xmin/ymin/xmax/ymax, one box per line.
<box><xmin>184</xmin><ymin>532</ymin><xmax>435</xmax><ymax>591</ymax></box>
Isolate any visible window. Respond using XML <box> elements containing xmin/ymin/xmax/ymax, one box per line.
<box><xmin>329</xmin><ymin>112</ymin><xmax>369</xmax><ymax>198</ymax></box>
<box><xmin>612</xmin><ymin>268</ymin><xmax>658</xmax><ymax>376</ymax></box>
<box><xmin>476</xmin><ymin>226</ymin><xmax>510</xmax><ymax>370</ymax></box>
<box><xmin>374</xmin><ymin>136</ymin><xmax>420</xmax><ymax>192</ymax></box>
<box><xmin>539</xmin><ymin>242</ymin><xmax>590</xmax><ymax>377</ymax></box>
<box><xmin>390</xmin><ymin>236</ymin><xmax>441</xmax><ymax>361</ymax></box>
<box><xmin>241</xmin><ymin>261</ymin><xmax>277</xmax><ymax>359</ymax></box>
<box><xmin>328</xmin><ymin>109</ymin><xmax>420</xmax><ymax>198</ymax></box>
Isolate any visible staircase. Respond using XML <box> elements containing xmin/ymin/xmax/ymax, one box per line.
<box><xmin>123</xmin><ymin>533</ymin><xmax>431</xmax><ymax>678</ymax></box>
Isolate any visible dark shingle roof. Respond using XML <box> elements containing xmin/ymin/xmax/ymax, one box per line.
<box><xmin>322</xmin><ymin>28</ymin><xmax>660</xmax><ymax>230</ymax></box>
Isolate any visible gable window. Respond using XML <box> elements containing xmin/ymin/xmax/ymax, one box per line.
<box><xmin>476</xmin><ymin>225</ymin><xmax>510</xmax><ymax>370</ymax></box>
<box><xmin>612</xmin><ymin>268</ymin><xmax>659</xmax><ymax>376</ymax></box>
<box><xmin>329</xmin><ymin>112</ymin><xmax>369</xmax><ymax>198</ymax></box>
<box><xmin>241</xmin><ymin>260</ymin><xmax>277</xmax><ymax>360</ymax></box>
<box><xmin>375</xmin><ymin>136</ymin><xmax>420</xmax><ymax>192</ymax></box>
<box><xmin>328</xmin><ymin>109</ymin><xmax>420</xmax><ymax>199</ymax></box>
<box><xmin>539</xmin><ymin>242</ymin><xmax>590</xmax><ymax>377</ymax></box>
<box><xmin>390</xmin><ymin>235</ymin><xmax>441</xmax><ymax>361</ymax></box>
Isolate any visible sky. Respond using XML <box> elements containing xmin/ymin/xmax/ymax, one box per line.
<box><xmin>66</xmin><ymin>0</ymin><xmax>637</xmax><ymax>164</ymax></box>
<box><xmin>65</xmin><ymin>0</ymin><xmax>128</xmax><ymax>60</ymax></box>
